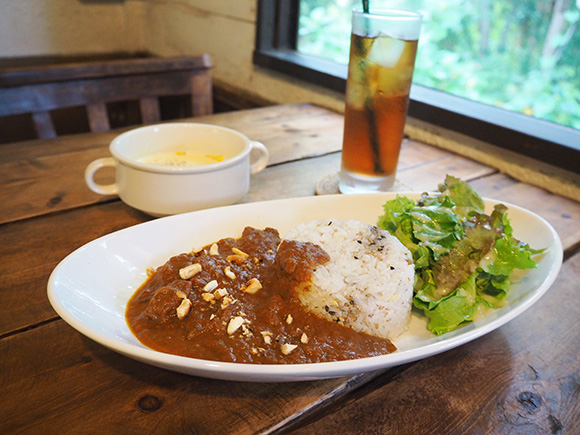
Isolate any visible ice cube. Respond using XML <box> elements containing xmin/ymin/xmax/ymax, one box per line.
<box><xmin>367</xmin><ymin>36</ymin><xmax>405</xmax><ymax>68</ymax></box>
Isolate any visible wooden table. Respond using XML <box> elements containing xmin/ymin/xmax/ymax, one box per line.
<box><xmin>1</xmin><ymin>104</ymin><xmax>579</xmax><ymax>434</ymax></box>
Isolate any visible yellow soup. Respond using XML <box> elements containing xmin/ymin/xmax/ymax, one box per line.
<box><xmin>139</xmin><ymin>151</ymin><xmax>225</xmax><ymax>167</ymax></box>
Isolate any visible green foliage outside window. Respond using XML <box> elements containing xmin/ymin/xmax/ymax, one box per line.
<box><xmin>297</xmin><ymin>0</ymin><xmax>580</xmax><ymax>130</ymax></box>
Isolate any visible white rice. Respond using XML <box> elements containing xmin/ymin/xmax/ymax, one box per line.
<box><xmin>285</xmin><ymin>219</ymin><xmax>414</xmax><ymax>340</ymax></box>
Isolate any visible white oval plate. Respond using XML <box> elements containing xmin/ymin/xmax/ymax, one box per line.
<box><xmin>47</xmin><ymin>193</ymin><xmax>562</xmax><ymax>382</ymax></box>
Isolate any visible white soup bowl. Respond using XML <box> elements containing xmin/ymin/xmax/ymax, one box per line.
<box><xmin>85</xmin><ymin>123</ymin><xmax>269</xmax><ymax>216</ymax></box>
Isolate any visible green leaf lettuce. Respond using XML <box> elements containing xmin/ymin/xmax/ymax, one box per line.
<box><xmin>378</xmin><ymin>175</ymin><xmax>542</xmax><ymax>335</ymax></box>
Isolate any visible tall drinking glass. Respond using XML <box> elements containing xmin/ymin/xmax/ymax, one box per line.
<box><xmin>339</xmin><ymin>9</ymin><xmax>422</xmax><ymax>193</ymax></box>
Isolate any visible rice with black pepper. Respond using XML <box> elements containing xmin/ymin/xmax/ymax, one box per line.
<box><xmin>285</xmin><ymin>219</ymin><xmax>414</xmax><ymax>340</ymax></box>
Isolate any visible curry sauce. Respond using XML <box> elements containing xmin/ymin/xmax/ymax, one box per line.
<box><xmin>126</xmin><ymin>227</ymin><xmax>396</xmax><ymax>364</ymax></box>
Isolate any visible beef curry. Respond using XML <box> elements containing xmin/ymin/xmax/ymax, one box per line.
<box><xmin>126</xmin><ymin>227</ymin><xmax>396</xmax><ymax>364</ymax></box>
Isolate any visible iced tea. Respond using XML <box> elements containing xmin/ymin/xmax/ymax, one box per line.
<box><xmin>339</xmin><ymin>10</ymin><xmax>421</xmax><ymax>193</ymax></box>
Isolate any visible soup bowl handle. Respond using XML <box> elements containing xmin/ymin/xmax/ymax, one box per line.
<box><xmin>85</xmin><ymin>157</ymin><xmax>119</xmax><ymax>196</ymax></box>
<box><xmin>250</xmin><ymin>141</ymin><xmax>269</xmax><ymax>175</ymax></box>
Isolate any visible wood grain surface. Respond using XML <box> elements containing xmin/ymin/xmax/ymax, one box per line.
<box><xmin>1</xmin><ymin>319</ymin><xmax>384</xmax><ymax>434</ymax></box>
<box><xmin>1</xmin><ymin>104</ymin><xmax>578</xmax><ymax>435</ymax></box>
<box><xmin>0</xmin><ymin>201</ymin><xmax>150</xmax><ymax>336</ymax></box>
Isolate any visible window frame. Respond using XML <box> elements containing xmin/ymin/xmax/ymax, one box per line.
<box><xmin>253</xmin><ymin>0</ymin><xmax>579</xmax><ymax>174</ymax></box>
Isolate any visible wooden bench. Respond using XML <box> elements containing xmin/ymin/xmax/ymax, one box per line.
<box><xmin>0</xmin><ymin>55</ymin><xmax>213</xmax><ymax>139</ymax></box>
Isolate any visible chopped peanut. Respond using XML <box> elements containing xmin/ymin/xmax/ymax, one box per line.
<box><xmin>261</xmin><ymin>331</ymin><xmax>273</xmax><ymax>344</ymax></box>
<box><xmin>224</xmin><ymin>266</ymin><xmax>236</xmax><ymax>280</ymax></box>
<box><xmin>201</xmin><ymin>293</ymin><xmax>215</xmax><ymax>302</ymax></box>
<box><xmin>280</xmin><ymin>343</ymin><xmax>298</xmax><ymax>355</ymax></box>
<box><xmin>232</xmin><ymin>247</ymin><xmax>249</xmax><ymax>258</ymax></box>
<box><xmin>220</xmin><ymin>297</ymin><xmax>235</xmax><ymax>310</ymax></box>
<box><xmin>176</xmin><ymin>298</ymin><xmax>192</xmax><ymax>320</ymax></box>
<box><xmin>241</xmin><ymin>278</ymin><xmax>262</xmax><ymax>294</ymax></box>
<box><xmin>226</xmin><ymin>254</ymin><xmax>246</xmax><ymax>264</ymax></box>
<box><xmin>209</xmin><ymin>243</ymin><xmax>219</xmax><ymax>256</ymax></box>
<box><xmin>214</xmin><ymin>288</ymin><xmax>229</xmax><ymax>299</ymax></box>
<box><xmin>203</xmin><ymin>280</ymin><xmax>218</xmax><ymax>292</ymax></box>
<box><xmin>227</xmin><ymin>316</ymin><xmax>245</xmax><ymax>335</ymax></box>
<box><xmin>179</xmin><ymin>263</ymin><xmax>202</xmax><ymax>280</ymax></box>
